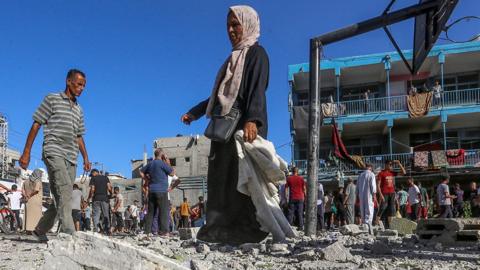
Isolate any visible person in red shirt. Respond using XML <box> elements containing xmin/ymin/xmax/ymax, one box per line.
<box><xmin>285</xmin><ymin>167</ymin><xmax>306</xmax><ymax>230</ymax></box>
<box><xmin>377</xmin><ymin>160</ymin><xmax>406</xmax><ymax>228</ymax></box>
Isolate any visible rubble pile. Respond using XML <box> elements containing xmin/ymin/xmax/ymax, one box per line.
<box><xmin>1</xmin><ymin>224</ymin><xmax>480</xmax><ymax>270</ymax></box>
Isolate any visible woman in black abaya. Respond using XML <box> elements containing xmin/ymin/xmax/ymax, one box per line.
<box><xmin>180</xmin><ymin>5</ymin><xmax>269</xmax><ymax>244</ymax></box>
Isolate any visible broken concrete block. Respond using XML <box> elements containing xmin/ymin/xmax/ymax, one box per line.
<box><xmin>179</xmin><ymin>227</ymin><xmax>200</xmax><ymax>240</ymax></box>
<box><xmin>390</xmin><ymin>218</ymin><xmax>417</xmax><ymax>236</ymax></box>
<box><xmin>370</xmin><ymin>241</ymin><xmax>393</xmax><ymax>255</ymax></box>
<box><xmin>339</xmin><ymin>224</ymin><xmax>367</xmax><ymax>236</ymax></box>
<box><xmin>41</xmin><ymin>232</ymin><xmax>188</xmax><ymax>270</ymax></box>
<box><xmin>321</xmin><ymin>241</ymin><xmax>353</xmax><ymax>262</ymax></box>
<box><xmin>195</xmin><ymin>243</ymin><xmax>210</xmax><ymax>254</ymax></box>
<box><xmin>377</xmin><ymin>229</ymin><xmax>398</xmax><ymax>237</ymax></box>
<box><xmin>190</xmin><ymin>259</ymin><xmax>213</xmax><ymax>270</ymax></box>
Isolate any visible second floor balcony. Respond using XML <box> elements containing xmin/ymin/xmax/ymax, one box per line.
<box><xmin>294</xmin><ymin>148</ymin><xmax>480</xmax><ymax>176</ymax></box>
<box><xmin>323</xmin><ymin>88</ymin><xmax>480</xmax><ymax>117</ymax></box>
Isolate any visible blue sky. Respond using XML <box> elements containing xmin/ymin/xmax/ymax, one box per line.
<box><xmin>1</xmin><ymin>1</ymin><xmax>478</xmax><ymax>177</ymax></box>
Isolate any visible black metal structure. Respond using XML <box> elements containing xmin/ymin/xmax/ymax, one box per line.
<box><xmin>305</xmin><ymin>0</ymin><xmax>458</xmax><ymax>236</ymax></box>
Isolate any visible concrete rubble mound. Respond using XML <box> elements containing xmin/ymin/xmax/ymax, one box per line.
<box><xmin>3</xmin><ymin>226</ymin><xmax>480</xmax><ymax>270</ymax></box>
<box><xmin>40</xmin><ymin>232</ymin><xmax>188</xmax><ymax>270</ymax></box>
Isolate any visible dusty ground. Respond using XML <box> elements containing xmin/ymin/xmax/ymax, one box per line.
<box><xmin>1</xmin><ymin>228</ymin><xmax>480</xmax><ymax>270</ymax></box>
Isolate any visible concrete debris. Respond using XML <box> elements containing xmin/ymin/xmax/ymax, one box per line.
<box><xmin>390</xmin><ymin>218</ymin><xmax>417</xmax><ymax>236</ymax></box>
<box><xmin>320</xmin><ymin>241</ymin><xmax>353</xmax><ymax>262</ymax></box>
<box><xmin>339</xmin><ymin>224</ymin><xmax>367</xmax><ymax>236</ymax></box>
<box><xmin>41</xmin><ymin>232</ymin><xmax>187</xmax><ymax>270</ymax></box>
<box><xmin>370</xmin><ymin>241</ymin><xmax>393</xmax><ymax>255</ymax></box>
<box><xmin>2</xmin><ymin>223</ymin><xmax>480</xmax><ymax>270</ymax></box>
<box><xmin>190</xmin><ymin>259</ymin><xmax>212</xmax><ymax>270</ymax></box>
<box><xmin>195</xmin><ymin>243</ymin><xmax>210</xmax><ymax>254</ymax></box>
<box><xmin>179</xmin><ymin>228</ymin><xmax>200</xmax><ymax>240</ymax></box>
<box><xmin>434</xmin><ymin>242</ymin><xmax>443</xmax><ymax>251</ymax></box>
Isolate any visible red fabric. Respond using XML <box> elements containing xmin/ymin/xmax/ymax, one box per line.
<box><xmin>331</xmin><ymin>121</ymin><xmax>350</xmax><ymax>160</ymax></box>
<box><xmin>378</xmin><ymin>170</ymin><xmax>398</xmax><ymax>194</ymax></box>
<box><xmin>286</xmin><ymin>175</ymin><xmax>306</xmax><ymax>200</ymax></box>
<box><xmin>446</xmin><ymin>149</ymin><xmax>465</xmax><ymax>166</ymax></box>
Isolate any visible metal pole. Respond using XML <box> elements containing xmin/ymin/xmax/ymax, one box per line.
<box><xmin>306</xmin><ymin>39</ymin><xmax>321</xmax><ymax>236</ymax></box>
<box><xmin>441</xmin><ymin>61</ymin><xmax>445</xmax><ymax>108</ymax></box>
<box><xmin>442</xmin><ymin>121</ymin><xmax>447</xmax><ymax>151</ymax></box>
<box><xmin>313</xmin><ymin>0</ymin><xmax>440</xmax><ymax>45</ymax></box>
<box><xmin>386</xmin><ymin>68</ymin><xmax>391</xmax><ymax>111</ymax></box>
<box><xmin>389</xmin><ymin>126</ymin><xmax>393</xmax><ymax>158</ymax></box>
<box><xmin>336</xmin><ymin>75</ymin><xmax>340</xmax><ymax>106</ymax></box>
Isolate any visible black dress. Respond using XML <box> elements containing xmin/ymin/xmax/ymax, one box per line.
<box><xmin>187</xmin><ymin>44</ymin><xmax>269</xmax><ymax>244</ymax></box>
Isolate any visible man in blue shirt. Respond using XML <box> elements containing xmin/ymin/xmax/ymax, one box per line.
<box><xmin>140</xmin><ymin>148</ymin><xmax>175</xmax><ymax>237</ymax></box>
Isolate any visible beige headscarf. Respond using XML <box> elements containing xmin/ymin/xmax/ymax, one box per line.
<box><xmin>205</xmin><ymin>5</ymin><xmax>260</xmax><ymax>117</ymax></box>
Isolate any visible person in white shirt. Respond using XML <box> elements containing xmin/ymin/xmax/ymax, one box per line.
<box><xmin>432</xmin><ymin>80</ymin><xmax>442</xmax><ymax>105</ymax></box>
<box><xmin>356</xmin><ymin>164</ymin><xmax>377</xmax><ymax>234</ymax></box>
<box><xmin>7</xmin><ymin>185</ymin><xmax>23</xmax><ymax>231</ymax></box>
<box><xmin>129</xmin><ymin>200</ymin><xmax>139</xmax><ymax>234</ymax></box>
<box><xmin>407</xmin><ymin>178</ymin><xmax>421</xmax><ymax>221</ymax></box>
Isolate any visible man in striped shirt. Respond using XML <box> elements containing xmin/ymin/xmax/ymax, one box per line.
<box><xmin>19</xmin><ymin>69</ymin><xmax>91</xmax><ymax>242</ymax></box>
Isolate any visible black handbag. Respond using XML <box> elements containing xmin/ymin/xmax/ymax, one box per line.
<box><xmin>204</xmin><ymin>105</ymin><xmax>242</xmax><ymax>143</ymax></box>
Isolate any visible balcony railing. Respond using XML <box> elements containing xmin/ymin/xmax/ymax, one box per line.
<box><xmin>336</xmin><ymin>88</ymin><xmax>480</xmax><ymax>116</ymax></box>
<box><xmin>294</xmin><ymin>149</ymin><xmax>480</xmax><ymax>175</ymax></box>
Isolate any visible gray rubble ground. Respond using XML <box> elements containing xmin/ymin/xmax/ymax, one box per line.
<box><xmin>1</xmin><ymin>224</ymin><xmax>480</xmax><ymax>270</ymax></box>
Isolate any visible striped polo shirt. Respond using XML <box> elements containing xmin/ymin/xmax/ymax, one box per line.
<box><xmin>33</xmin><ymin>92</ymin><xmax>85</xmax><ymax>165</ymax></box>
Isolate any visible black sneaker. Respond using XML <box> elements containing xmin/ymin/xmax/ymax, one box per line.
<box><xmin>32</xmin><ymin>230</ymin><xmax>49</xmax><ymax>243</ymax></box>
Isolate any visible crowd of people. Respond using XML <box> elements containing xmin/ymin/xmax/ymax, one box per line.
<box><xmin>282</xmin><ymin>160</ymin><xmax>480</xmax><ymax>233</ymax></box>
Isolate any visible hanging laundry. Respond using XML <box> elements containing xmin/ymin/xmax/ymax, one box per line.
<box><xmin>414</xmin><ymin>151</ymin><xmax>429</xmax><ymax>168</ymax></box>
<box><xmin>407</xmin><ymin>91</ymin><xmax>433</xmax><ymax>118</ymax></box>
<box><xmin>431</xmin><ymin>150</ymin><xmax>448</xmax><ymax>168</ymax></box>
<box><xmin>446</xmin><ymin>149</ymin><xmax>465</xmax><ymax>166</ymax></box>
<box><xmin>331</xmin><ymin>120</ymin><xmax>365</xmax><ymax>169</ymax></box>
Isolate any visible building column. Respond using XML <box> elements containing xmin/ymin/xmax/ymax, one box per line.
<box><xmin>335</xmin><ymin>66</ymin><xmax>341</xmax><ymax>106</ymax></box>
<box><xmin>384</xmin><ymin>55</ymin><xmax>392</xmax><ymax>111</ymax></box>
<box><xmin>387</xmin><ymin>118</ymin><xmax>393</xmax><ymax>158</ymax></box>
<box><xmin>442</xmin><ymin>112</ymin><xmax>448</xmax><ymax>151</ymax></box>
<box><xmin>439</xmin><ymin>52</ymin><xmax>445</xmax><ymax>107</ymax></box>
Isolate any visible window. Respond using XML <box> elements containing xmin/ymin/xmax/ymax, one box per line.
<box><xmin>441</xmin><ymin>73</ymin><xmax>479</xmax><ymax>91</ymax></box>
<box><xmin>295</xmin><ymin>93</ymin><xmax>309</xmax><ymax>106</ymax></box>
<box><xmin>169</xmin><ymin>158</ymin><xmax>176</xmax><ymax>166</ymax></box>
<box><xmin>185</xmin><ymin>157</ymin><xmax>190</xmax><ymax>162</ymax></box>
<box><xmin>342</xmin><ymin>84</ymin><xmax>380</xmax><ymax>101</ymax></box>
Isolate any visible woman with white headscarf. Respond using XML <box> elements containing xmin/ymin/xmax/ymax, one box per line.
<box><xmin>22</xmin><ymin>169</ymin><xmax>44</xmax><ymax>233</ymax></box>
<box><xmin>181</xmin><ymin>5</ymin><xmax>269</xmax><ymax>244</ymax></box>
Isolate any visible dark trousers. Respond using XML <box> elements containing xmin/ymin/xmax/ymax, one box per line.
<box><xmin>114</xmin><ymin>212</ymin><xmax>124</xmax><ymax>229</ymax></box>
<box><xmin>400</xmin><ymin>205</ymin><xmax>407</xmax><ymax>218</ymax></box>
<box><xmin>324</xmin><ymin>212</ymin><xmax>333</xmax><ymax>229</ymax></box>
<box><xmin>11</xmin><ymin>209</ymin><xmax>21</xmax><ymax>230</ymax></box>
<box><xmin>288</xmin><ymin>200</ymin><xmax>304</xmax><ymax>228</ymax></box>
<box><xmin>81</xmin><ymin>216</ymin><xmax>91</xmax><ymax>231</ymax></box>
<box><xmin>453</xmin><ymin>202</ymin><xmax>464</xmax><ymax>218</ymax></box>
<box><xmin>439</xmin><ymin>205</ymin><xmax>453</xmax><ymax>218</ymax></box>
<box><xmin>144</xmin><ymin>192</ymin><xmax>169</xmax><ymax>234</ymax></box>
<box><xmin>317</xmin><ymin>204</ymin><xmax>325</xmax><ymax>230</ymax></box>
<box><xmin>409</xmin><ymin>203</ymin><xmax>419</xmax><ymax>221</ymax></box>
<box><xmin>181</xmin><ymin>216</ymin><xmax>190</xmax><ymax>228</ymax></box>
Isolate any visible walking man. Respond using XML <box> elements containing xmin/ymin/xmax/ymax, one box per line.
<box><xmin>140</xmin><ymin>148</ymin><xmax>175</xmax><ymax>238</ymax></box>
<box><xmin>344</xmin><ymin>178</ymin><xmax>356</xmax><ymax>225</ymax></box>
<box><xmin>356</xmin><ymin>164</ymin><xmax>377</xmax><ymax>234</ymax></box>
<box><xmin>407</xmin><ymin>178</ymin><xmax>421</xmax><ymax>221</ymax></box>
<box><xmin>112</xmin><ymin>187</ymin><xmax>125</xmax><ymax>233</ymax></box>
<box><xmin>7</xmin><ymin>185</ymin><xmax>23</xmax><ymax>231</ymax></box>
<box><xmin>19</xmin><ymin>69</ymin><xmax>90</xmax><ymax>242</ymax></box>
<box><xmin>286</xmin><ymin>167</ymin><xmax>306</xmax><ymax>230</ymax></box>
<box><xmin>437</xmin><ymin>175</ymin><xmax>455</xmax><ymax>218</ymax></box>
<box><xmin>417</xmin><ymin>182</ymin><xmax>429</xmax><ymax>219</ymax></box>
<box><xmin>88</xmin><ymin>168</ymin><xmax>112</xmax><ymax>234</ymax></box>
<box><xmin>377</xmin><ymin>160</ymin><xmax>406</xmax><ymax>228</ymax></box>
<box><xmin>71</xmin><ymin>184</ymin><xmax>84</xmax><ymax>231</ymax></box>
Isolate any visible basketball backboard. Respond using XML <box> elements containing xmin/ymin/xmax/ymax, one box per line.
<box><xmin>413</xmin><ymin>0</ymin><xmax>459</xmax><ymax>74</ymax></box>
